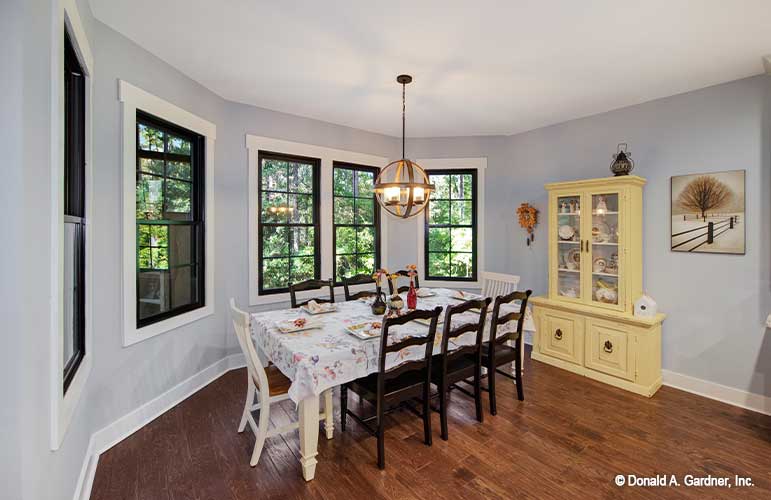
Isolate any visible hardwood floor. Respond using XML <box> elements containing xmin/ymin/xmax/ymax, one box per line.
<box><xmin>91</xmin><ymin>349</ymin><xmax>771</xmax><ymax>499</ymax></box>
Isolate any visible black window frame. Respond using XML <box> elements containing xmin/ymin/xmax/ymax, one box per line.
<box><xmin>423</xmin><ymin>169</ymin><xmax>478</xmax><ymax>282</ymax></box>
<box><xmin>257</xmin><ymin>150</ymin><xmax>322</xmax><ymax>295</ymax></box>
<box><xmin>135</xmin><ymin>110</ymin><xmax>206</xmax><ymax>328</ymax></box>
<box><xmin>331</xmin><ymin>161</ymin><xmax>381</xmax><ymax>285</ymax></box>
<box><xmin>63</xmin><ymin>30</ymin><xmax>86</xmax><ymax>393</ymax></box>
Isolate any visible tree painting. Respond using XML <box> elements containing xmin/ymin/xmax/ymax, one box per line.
<box><xmin>670</xmin><ymin>170</ymin><xmax>745</xmax><ymax>254</ymax></box>
<box><xmin>675</xmin><ymin>175</ymin><xmax>732</xmax><ymax>220</ymax></box>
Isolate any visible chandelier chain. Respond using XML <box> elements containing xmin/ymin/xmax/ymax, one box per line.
<box><xmin>402</xmin><ymin>81</ymin><xmax>406</xmax><ymax>158</ymax></box>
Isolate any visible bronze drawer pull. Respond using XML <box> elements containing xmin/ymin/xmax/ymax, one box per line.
<box><xmin>580</xmin><ymin>240</ymin><xmax>584</xmax><ymax>252</ymax></box>
<box><xmin>603</xmin><ymin>340</ymin><xmax>613</xmax><ymax>353</ymax></box>
<box><xmin>554</xmin><ymin>329</ymin><xmax>563</xmax><ymax>340</ymax></box>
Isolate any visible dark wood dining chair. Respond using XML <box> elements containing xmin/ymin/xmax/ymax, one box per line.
<box><xmin>482</xmin><ymin>289</ymin><xmax>532</xmax><ymax>414</ymax></box>
<box><xmin>343</xmin><ymin>273</ymin><xmax>377</xmax><ymax>301</ymax></box>
<box><xmin>340</xmin><ymin>306</ymin><xmax>442</xmax><ymax>469</ymax></box>
<box><xmin>288</xmin><ymin>278</ymin><xmax>335</xmax><ymax>308</ymax></box>
<box><xmin>431</xmin><ymin>297</ymin><xmax>490</xmax><ymax>440</ymax></box>
<box><xmin>387</xmin><ymin>269</ymin><xmax>419</xmax><ymax>295</ymax></box>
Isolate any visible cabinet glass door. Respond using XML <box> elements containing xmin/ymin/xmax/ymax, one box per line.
<box><xmin>555</xmin><ymin>194</ymin><xmax>582</xmax><ymax>300</ymax></box>
<box><xmin>588</xmin><ymin>192</ymin><xmax>621</xmax><ymax>307</ymax></box>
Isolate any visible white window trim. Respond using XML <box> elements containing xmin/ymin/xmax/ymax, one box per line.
<box><xmin>50</xmin><ymin>0</ymin><xmax>95</xmax><ymax>451</ymax></box>
<box><xmin>415</xmin><ymin>157</ymin><xmax>487</xmax><ymax>289</ymax></box>
<box><xmin>247</xmin><ymin>135</ymin><xmax>389</xmax><ymax>306</ymax></box>
<box><xmin>119</xmin><ymin>80</ymin><xmax>216</xmax><ymax>346</ymax></box>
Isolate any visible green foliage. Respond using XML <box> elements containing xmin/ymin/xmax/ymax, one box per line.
<box><xmin>166</xmin><ymin>179</ymin><xmax>191</xmax><ymax>215</ymax></box>
<box><xmin>167</xmin><ymin>135</ymin><xmax>191</xmax><ymax>155</ymax></box>
<box><xmin>288</xmin><ymin>162</ymin><xmax>313</xmax><ymax>193</ymax></box>
<box><xmin>335</xmin><ymin>197</ymin><xmax>354</xmax><ymax>224</ymax></box>
<box><xmin>167</xmin><ymin>160</ymin><xmax>191</xmax><ymax>180</ymax></box>
<box><xmin>140</xmin><ymin>158</ymin><xmax>164</xmax><ymax>175</ymax></box>
<box><xmin>139</xmin><ymin>124</ymin><xmax>164</xmax><ymax>152</ymax></box>
<box><xmin>334</xmin><ymin>168</ymin><xmax>354</xmax><ymax>196</ymax></box>
<box><xmin>261</xmin><ymin>159</ymin><xmax>288</xmax><ymax>191</ymax></box>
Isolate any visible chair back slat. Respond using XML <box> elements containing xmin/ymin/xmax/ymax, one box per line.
<box><xmin>378</xmin><ymin>307</ymin><xmax>442</xmax><ymax>388</ymax></box>
<box><xmin>230</xmin><ymin>298</ymin><xmax>270</xmax><ymax>393</ymax></box>
<box><xmin>489</xmin><ymin>290</ymin><xmax>532</xmax><ymax>346</ymax></box>
<box><xmin>482</xmin><ymin>272</ymin><xmax>520</xmax><ymax>300</ymax></box>
<box><xmin>343</xmin><ymin>273</ymin><xmax>377</xmax><ymax>301</ymax></box>
<box><xmin>496</xmin><ymin>311</ymin><xmax>522</xmax><ymax>325</ymax></box>
<box><xmin>440</xmin><ymin>298</ymin><xmax>491</xmax><ymax>372</ymax></box>
<box><xmin>387</xmin><ymin>270</ymin><xmax>419</xmax><ymax>295</ymax></box>
<box><xmin>289</xmin><ymin>278</ymin><xmax>335</xmax><ymax>308</ymax></box>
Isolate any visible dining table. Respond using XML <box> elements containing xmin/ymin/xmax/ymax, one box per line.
<box><xmin>250</xmin><ymin>287</ymin><xmax>535</xmax><ymax>480</ymax></box>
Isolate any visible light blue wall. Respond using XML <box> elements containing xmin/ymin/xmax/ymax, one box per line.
<box><xmin>1</xmin><ymin>2</ymin><xmax>25</xmax><ymax>498</ymax></box>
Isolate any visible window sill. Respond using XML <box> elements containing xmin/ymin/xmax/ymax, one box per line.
<box><xmin>123</xmin><ymin>305</ymin><xmax>213</xmax><ymax>347</ymax></box>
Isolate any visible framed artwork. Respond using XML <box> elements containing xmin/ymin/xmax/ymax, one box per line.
<box><xmin>670</xmin><ymin>170</ymin><xmax>745</xmax><ymax>254</ymax></box>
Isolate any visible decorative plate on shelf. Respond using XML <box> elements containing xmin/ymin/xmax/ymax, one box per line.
<box><xmin>558</xmin><ymin>224</ymin><xmax>576</xmax><ymax>241</ymax></box>
<box><xmin>592</xmin><ymin>221</ymin><xmax>610</xmax><ymax>243</ymax></box>
<box><xmin>567</xmin><ymin>248</ymin><xmax>581</xmax><ymax>268</ymax></box>
<box><xmin>592</xmin><ymin>257</ymin><xmax>607</xmax><ymax>273</ymax></box>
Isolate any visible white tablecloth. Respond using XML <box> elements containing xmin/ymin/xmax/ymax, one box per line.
<box><xmin>251</xmin><ymin>288</ymin><xmax>535</xmax><ymax>403</ymax></box>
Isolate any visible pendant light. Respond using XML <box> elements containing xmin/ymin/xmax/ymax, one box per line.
<box><xmin>374</xmin><ymin>75</ymin><xmax>435</xmax><ymax>219</ymax></box>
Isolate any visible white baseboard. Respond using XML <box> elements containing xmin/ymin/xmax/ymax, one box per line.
<box><xmin>662</xmin><ymin>369</ymin><xmax>771</xmax><ymax>416</ymax></box>
<box><xmin>74</xmin><ymin>353</ymin><xmax>246</xmax><ymax>500</ymax></box>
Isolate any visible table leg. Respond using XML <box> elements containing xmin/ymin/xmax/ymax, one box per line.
<box><xmin>323</xmin><ymin>389</ymin><xmax>334</xmax><ymax>439</ymax></box>
<box><xmin>298</xmin><ymin>396</ymin><xmax>320</xmax><ymax>481</ymax></box>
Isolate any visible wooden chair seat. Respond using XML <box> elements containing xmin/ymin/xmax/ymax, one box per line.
<box><xmin>349</xmin><ymin>368</ymin><xmax>429</xmax><ymax>402</ymax></box>
<box><xmin>481</xmin><ymin>342</ymin><xmax>518</xmax><ymax>365</ymax></box>
<box><xmin>265</xmin><ymin>365</ymin><xmax>292</xmax><ymax>396</ymax></box>
<box><xmin>432</xmin><ymin>352</ymin><xmax>477</xmax><ymax>382</ymax></box>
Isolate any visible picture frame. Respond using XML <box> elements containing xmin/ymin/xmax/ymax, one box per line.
<box><xmin>670</xmin><ymin>170</ymin><xmax>745</xmax><ymax>254</ymax></box>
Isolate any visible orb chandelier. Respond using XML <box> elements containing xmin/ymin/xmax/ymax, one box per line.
<box><xmin>374</xmin><ymin>75</ymin><xmax>435</xmax><ymax>219</ymax></box>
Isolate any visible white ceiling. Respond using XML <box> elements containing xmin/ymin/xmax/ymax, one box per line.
<box><xmin>91</xmin><ymin>0</ymin><xmax>771</xmax><ymax>138</ymax></box>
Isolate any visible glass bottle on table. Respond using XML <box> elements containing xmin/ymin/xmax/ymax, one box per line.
<box><xmin>407</xmin><ymin>276</ymin><xmax>417</xmax><ymax>309</ymax></box>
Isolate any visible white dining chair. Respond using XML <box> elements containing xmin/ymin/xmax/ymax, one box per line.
<box><xmin>481</xmin><ymin>272</ymin><xmax>520</xmax><ymax>299</ymax></box>
<box><xmin>480</xmin><ymin>272</ymin><xmax>525</xmax><ymax>373</ymax></box>
<box><xmin>230</xmin><ymin>298</ymin><xmax>333</xmax><ymax>466</ymax></box>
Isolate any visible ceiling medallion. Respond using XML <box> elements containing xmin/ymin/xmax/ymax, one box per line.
<box><xmin>374</xmin><ymin>75</ymin><xmax>435</xmax><ymax>219</ymax></box>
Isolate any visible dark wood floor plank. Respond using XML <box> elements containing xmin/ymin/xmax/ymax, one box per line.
<box><xmin>91</xmin><ymin>349</ymin><xmax>771</xmax><ymax>499</ymax></box>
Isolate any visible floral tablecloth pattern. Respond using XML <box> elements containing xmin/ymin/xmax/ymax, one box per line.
<box><xmin>251</xmin><ymin>288</ymin><xmax>535</xmax><ymax>403</ymax></box>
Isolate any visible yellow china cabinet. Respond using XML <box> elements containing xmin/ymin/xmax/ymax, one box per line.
<box><xmin>531</xmin><ymin>175</ymin><xmax>665</xmax><ymax>396</ymax></box>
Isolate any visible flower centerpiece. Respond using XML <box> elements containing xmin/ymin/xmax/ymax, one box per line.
<box><xmin>387</xmin><ymin>272</ymin><xmax>404</xmax><ymax>313</ymax></box>
<box><xmin>370</xmin><ymin>268</ymin><xmax>389</xmax><ymax>315</ymax></box>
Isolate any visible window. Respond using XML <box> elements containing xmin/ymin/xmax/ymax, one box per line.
<box><xmin>135</xmin><ymin>111</ymin><xmax>205</xmax><ymax>327</ymax></box>
<box><xmin>258</xmin><ymin>151</ymin><xmax>321</xmax><ymax>294</ymax></box>
<box><xmin>424</xmin><ymin>170</ymin><xmax>477</xmax><ymax>281</ymax></box>
<box><xmin>63</xmin><ymin>30</ymin><xmax>86</xmax><ymax>392</ymax></box>
<box><xmin>332</xmin><ymin>162</ymin><xmax>380</xmax><ymax>283</ymax></box>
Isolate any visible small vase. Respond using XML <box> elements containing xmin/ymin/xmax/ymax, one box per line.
<box><xmin>406</xmin><ymin>278</ymin><xmax>417</xmax><ymax>310</ymax></box>
<box><xmin>388</xmin><ymin>294</ymin><xmax>404</xmax><ymax>314</ymax></box>
<box><xmin>371</xmin><ymin>286</ymin><xmax>386</xmax><ymax>315</ymax></box>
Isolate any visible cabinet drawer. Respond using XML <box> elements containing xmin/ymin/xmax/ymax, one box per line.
<box><xmin>539</xmin><ymin>310</ymin><xmax>583</xmax><ymax>365</ymax></box>
<box><xmin>585</xmin><ymin>318</ymin><xmax>635</xmax><ymax>381</ymax></box>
